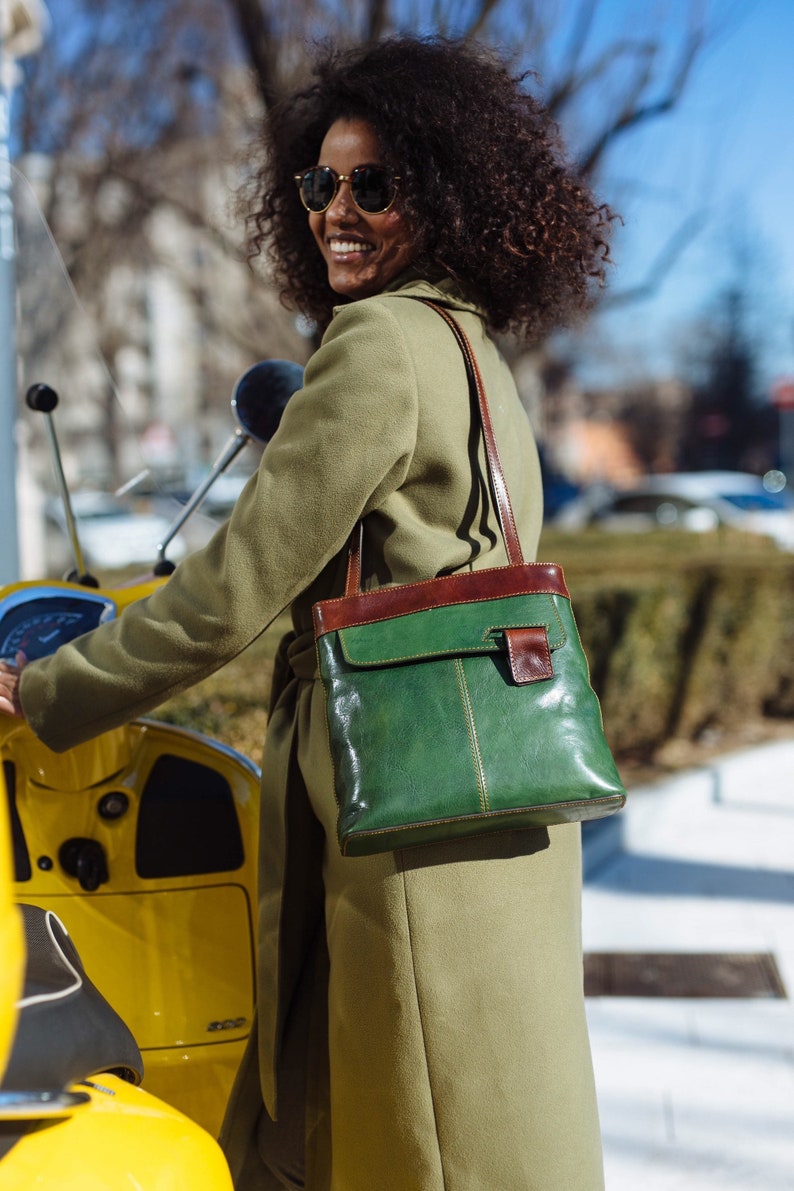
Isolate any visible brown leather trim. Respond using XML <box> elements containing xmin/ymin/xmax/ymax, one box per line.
<box><xmin>344</xmin><ymin>522</ymin><xmax>363</xmax><ymax>596</ymax></box>
<box><xmin>421</xmin><ymin>301</ymin><xmax>524</xmax><ymax>566</ymax></box>
<box><xmin>505</xmin><ymin>625</ymin><xmax>554</xmax><ymax>685</ymax></box>
<box><xmin>313</xmin><ymin>563</ymin><xmax>570</xmax><ymax>637</ymax></box>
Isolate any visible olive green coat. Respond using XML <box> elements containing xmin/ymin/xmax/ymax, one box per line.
<box><xmin>21</xmin><ymin>274</ymin><xmax>603</xmax><ymax>1189</ymax></box>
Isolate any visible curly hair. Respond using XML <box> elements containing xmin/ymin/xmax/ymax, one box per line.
<box><xmin>244</xmin><ymin>36</ymin><xmax>615</xmax><ymax>340</ymax></box>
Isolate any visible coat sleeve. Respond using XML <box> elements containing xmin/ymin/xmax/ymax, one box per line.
<box><xmin>20</xmin><ymin>298</ymin><xmax>420</xmax><ymax>752</ymax></box>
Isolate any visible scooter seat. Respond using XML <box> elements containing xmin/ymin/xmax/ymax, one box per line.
<box><xmin>1</xmin><ymin>905</ymin><xmax>143</xmax><ymax>1093</ymax></box>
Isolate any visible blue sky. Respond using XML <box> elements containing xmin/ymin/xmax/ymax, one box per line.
<box><xmin>14</xmin><ymin>0</ymin><xmax>790</xmax><ymax>395</ymax></box>
<box><xmin>581</xmin><ymin>0</ymin><xmax>794</xmax><ymax>391</ymax></box>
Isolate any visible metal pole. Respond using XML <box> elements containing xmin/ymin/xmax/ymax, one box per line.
<box><xmin>781</xmin><ymin>410</ymin><xmax>794</xmax><ymax>485</ymax></box>
<box><xmin>0</xmin><ymin>33</ymin><xmax>19</xmax><ymax>582</ymax></box>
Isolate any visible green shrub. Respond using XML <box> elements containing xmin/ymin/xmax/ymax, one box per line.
<box><xmin>152</xmin><ymin>527</ymin><xmax>794</xmax><ymax>769</ymax></box>
<box><xmin>541</xmin><ymin>527</ymin><xmax>794</xmax><ymax>760</ymax></box>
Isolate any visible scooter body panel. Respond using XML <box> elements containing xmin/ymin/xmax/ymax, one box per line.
<box><xmin>0</xmin><ymin>1074</ymin><xmax>234</xmax><ymax>1189</ymax></box>
<box><xmin>2</xmin><ymin>582</ymin><xmax>261</xmax><ymax>1135</ymax></box>
<box><xmin>27</xmin><ymin>886</ymin><xmax>254</xmax><ymax>1049</ymax></box>
<box><xmin>0</xmin><ymin>790</ymin><xmax>22</xmax><ymax>1086</ymax></box>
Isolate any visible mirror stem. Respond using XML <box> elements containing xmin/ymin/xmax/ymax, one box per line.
<box><xmin>155</xmin><ymin>429</ymin><xmax>250</xmax><ymax>568</ymax></box>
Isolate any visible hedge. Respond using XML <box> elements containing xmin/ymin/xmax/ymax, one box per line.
<box><xmin>540</xmin><ymin>527</ymin><xmax>794</xmax><ymax>761</ymax></box>
<box><xmin>153</xmin><ymin>526</ymin><xmax>794</xmax><ymax>770</ymax></box>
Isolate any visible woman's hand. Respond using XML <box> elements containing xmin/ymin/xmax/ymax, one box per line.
<box><xmin>0</xmin><ymin>653</ymin><xmax>28</xmax><ymax>718</ymax></box>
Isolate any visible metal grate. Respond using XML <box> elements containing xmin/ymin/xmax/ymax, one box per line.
<box><xmin>584</xmin><ymin>952</ymin><xmax>787</xmax><ymax>999</ymax></box>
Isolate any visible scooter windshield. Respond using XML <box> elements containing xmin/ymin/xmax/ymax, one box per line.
<box><xmin>11</xmin><ymin>166</ymin><xmax>240</xmax><ymax>583</ymax></box>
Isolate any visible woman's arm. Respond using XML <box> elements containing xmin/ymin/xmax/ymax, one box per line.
<box><xmin>20</xmin><ymin>299</ymin><xmax>419</xmax><ymax>752</ymax></box>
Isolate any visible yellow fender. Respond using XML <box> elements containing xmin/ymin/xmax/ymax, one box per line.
<box><xmin>0</xmin><ymin>767</ymin><xmax>23</xmax><ymax>1083</ymax></box>
<box><xmin>0</xmin><ymin>1074</ymin><xmax>233</xmax><ymax>1189</ymax></box>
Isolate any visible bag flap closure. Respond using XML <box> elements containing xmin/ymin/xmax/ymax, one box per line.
<box><xmin>337</xmin><ymin>593</ymin><xmax>564</xmax><ymax>668</ymax></box>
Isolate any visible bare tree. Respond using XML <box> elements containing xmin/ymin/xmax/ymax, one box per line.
<box><xmin>17</xmin><ymin>0</ymin><xmax>713</xmax><ymax>258</ymax></box>
<box><xmin>10</xmin><ymin>0</ymin><xmax>714</xmax><ymax>478</ymax></box>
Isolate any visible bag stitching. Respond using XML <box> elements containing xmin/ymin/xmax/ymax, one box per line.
<box><xmin>344</xmin><ymin>794</ymin><xmax>626</xmax><ymax>843</ymax></box>
<box><xmin>316</xmin><ymin>562</ymin><xmax>567</xmax><ymax>609</ymax></box>
<box><xmin>484</xmin><ymin>602</ymin><xmax>566</xmax><ymax>646</ymax></box>
<box><xmin>453</xmin><ymin>658</ymin><xmax>490</xmax><ymax>813</ymax></box>
<box><xmin>317</xmin><ymin>585</ymin><xmax>570</xmax><ymax>637</ymax></box>
<box><xmin>341</xmin><ymin>639</ymin><xmax>500</xmax><ymax>665</ymax></box>
<box><xmin>336</xmin><ymin>605</ymin><xmax>568</xmax><ymax>667</ymax></box>
<box><xmin>338</xmin><ymin>631</ymin><xmax>559</xmax><ymax>668</ymax></box>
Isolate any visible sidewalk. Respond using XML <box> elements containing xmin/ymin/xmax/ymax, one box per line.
<box><xmin>581</xmin><ymin>739</ymin><xmax>794</xmax><ymax>1191</ymax></box>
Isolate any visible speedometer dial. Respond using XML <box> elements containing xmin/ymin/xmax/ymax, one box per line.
<box><xmin>1</xmin><ymin>610</ymin><xmax>92</xmax><ymax>660</ymax></box>
<box><xmin>0</xmin><ymin>589</ymin><xmax>116</xmax><ymax>662</ymax></box>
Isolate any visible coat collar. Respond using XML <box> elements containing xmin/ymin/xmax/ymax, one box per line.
<box><xmin>333</xmin><ymin>267</ymin><xmax>485</xmax><ymax>320</ymax></box>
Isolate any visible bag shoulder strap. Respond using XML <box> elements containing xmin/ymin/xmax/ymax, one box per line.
<box><xmin>417</xmin><ymin>299</ymin><xmax>524</xmax><ymax>567</ymax></box>
<box><xmin>344</xmin><ymin>298</ymin><xmax>524</xmax><ymax>596</ymax></box>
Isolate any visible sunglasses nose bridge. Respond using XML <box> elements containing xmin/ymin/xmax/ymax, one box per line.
<box><xmin>324</xmin><ymin>173</ymin><xmax>359</xmax><ymax>218</ymax></box>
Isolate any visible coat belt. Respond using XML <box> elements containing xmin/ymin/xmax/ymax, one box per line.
<box><xmin>285</xmin><ymin>628</ymin><xmax>318</xmax><ymax>683</ymax></box>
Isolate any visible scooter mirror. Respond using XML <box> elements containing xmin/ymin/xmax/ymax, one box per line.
<box><xmin>153</xmin><ymin>360</ymin><xmax>304</xmax><ymax>574</ymax></box>
<box><xmin>232</xmin><ymin>360</ymin><xmax>304</xmax><ymax>446</ymax></box>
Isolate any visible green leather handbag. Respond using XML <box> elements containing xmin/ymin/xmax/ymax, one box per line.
<box><xmin>313</xmin><ymin>301</ymin><xmax>626</xmax><ymax>857</ymax></box>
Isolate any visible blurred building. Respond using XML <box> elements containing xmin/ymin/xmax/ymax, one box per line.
<box><xmin>12</xmin><ymin>144</ymin><xmax>309</xmax><ymax>576</ymax></box>
<box><xmin>539</xmin><ymin>358</ymin><xmax>692</xmax><ymax>488</ymax></box>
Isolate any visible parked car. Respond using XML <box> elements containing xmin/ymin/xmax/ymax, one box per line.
<box><xmin>537</xmin><ymin>448</ymin><xmax>581</xmax><ymax>520</ymax></box>
<box><xmin>45</xmin><ymin>491</ymin><xmax>188</xmax><ymax>572</ymax></box>
<box><xmin>551</xmin><ymin>471</ymin><xmax>794</xmax><ymax>551</ymax></box>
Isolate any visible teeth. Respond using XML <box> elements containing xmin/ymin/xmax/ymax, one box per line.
<box><xmin>330</xmin><ymin>241</ymin><xmax>373</xmax><ymax>254</ymax></box>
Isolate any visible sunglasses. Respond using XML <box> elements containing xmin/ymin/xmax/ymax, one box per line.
<box><xmin>293</xmin><ymin>164</ymin><xmax>400</xmax><ymax>215</ymax></box>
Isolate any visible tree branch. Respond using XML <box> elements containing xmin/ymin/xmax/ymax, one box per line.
<box><xmin>464</xmin><ymin>0</ymin><xmax>503</xmax><ymax>41</ymax></box>
<box><xmin>365</xmin><ymin>0</ymin><xmax>389</xmax><ymax>43</ymax></box>
<box><xmin>603</xmin><ymin>210</ymin><xmax>707</xmax><ymax>307</ymax></box>
<box><xmin>559</xmin><ymin>0</ymin><xmax>598</xmax><ymax>79</ymax></box>
<box><xmin>547</xmin><ymin>38</ymin><xmax>654</xmax><ymax>119</ymax></box>
<box><xmin>578</xmin><ymin>23</ymin><xmax>706</xmax><ymax>177</ymax></box>
<box><xmin>224</xmin><ymin>0</ymin><xmax>279</xmax><ymax>110</ymax></box>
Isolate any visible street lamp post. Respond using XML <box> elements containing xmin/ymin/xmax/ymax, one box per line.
<box><xmin>0</xmin><ymin>27</ymin><xmax>19</xmax><ymax>581</ymax></box>
<box><xmin>0</xmin><ymin>0</ymin><xmax>47</xmax><ymax>582</ymax></box>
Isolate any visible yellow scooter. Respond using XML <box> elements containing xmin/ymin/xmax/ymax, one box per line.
<box><xmin>1</xmin><ymin>358</ymin><xmax>302</xmax><ymax>1143</ymax></box>
<box><xmin>0</xmin><ymin>764</ymin><xmax>235</xmax><ymax>1187</ymax></box>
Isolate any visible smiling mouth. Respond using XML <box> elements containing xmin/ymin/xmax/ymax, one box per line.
<box><xmin>328</xmin><ymin>239</ymin><xmax>375</xmax><ymax>257</ymax></box>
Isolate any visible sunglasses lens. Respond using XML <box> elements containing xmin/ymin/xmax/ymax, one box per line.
<box><xmin>298</xmin><ymin>166</ymin><xmax>397</xmax><ymax>213</ymax></box>
<box><xmin>300</xmin><ymin>167</ymin><xmax>336</xmax><ymax>212</ymax></box>
<box><xmin>351</xmin><ymin>167</ymin><xmax>395</xmax><ymax>213</ymax></box>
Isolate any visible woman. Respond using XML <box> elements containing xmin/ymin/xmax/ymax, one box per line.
<box><xmin>0</xmin><ymin>36</ymin><xmax>613</xmax><ymax>1190</ymax></box>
